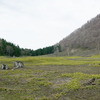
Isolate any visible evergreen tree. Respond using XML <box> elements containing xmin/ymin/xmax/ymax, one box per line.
<box><xmin>0</xmin><ymin>38</ymin><xmax>54</xmax><ymax>56</ymax></box>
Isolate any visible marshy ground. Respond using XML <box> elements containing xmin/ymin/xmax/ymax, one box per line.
<box><xmin>0</xmin><ymin>55</ymin><xmax>100</xmax><ymax>100</ymax></box>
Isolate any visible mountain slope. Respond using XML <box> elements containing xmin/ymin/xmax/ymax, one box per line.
<box><xmin>54</xmin><ymin>14</ymin><xmax>100</xmax><ymax>56</ymax></box>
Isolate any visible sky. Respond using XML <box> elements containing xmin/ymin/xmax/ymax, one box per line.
<box><xmin>0</xmin><ymin>0</ymin><xmax>100</xmax><ymax>50</ymax></box>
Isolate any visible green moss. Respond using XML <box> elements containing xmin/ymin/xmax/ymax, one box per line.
<box><xmin>39</xmin><ymin>96</ymin><xmax>50</xmax><ymax>100</ymax></box>
<box><xmin>0</xmin><ymin>56</ymin><xmax>100</xmax><ymax>100</ymax></box>
<box><xmin>61</xmin><ymin>72</ymin><xmax>100</xmax><ymax>80</ymax></box>
<box><xmin>59</xmin><ymin>79</ymin><xmax>81</xmax><ymax>91</ymax></box>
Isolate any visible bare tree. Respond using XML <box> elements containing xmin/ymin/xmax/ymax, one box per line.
<box><xmin>54</xmin><ymin>14</ymin><xmax>100</xmax><ymax>55</ymax></box>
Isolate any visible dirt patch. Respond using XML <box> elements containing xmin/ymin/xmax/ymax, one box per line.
<box><xmin>52</xmin><ymin>78</ymin><xmax>72</xmax><ymax>88</ymax></box>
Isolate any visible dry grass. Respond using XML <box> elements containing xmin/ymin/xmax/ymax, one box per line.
<box><xmin>0</xmin><ymin>56</ymin><xmax>100</xmax><ymax>100</ymax></box>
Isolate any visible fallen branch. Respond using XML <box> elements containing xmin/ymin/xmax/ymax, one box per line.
<box><xmin>83</xmin><ymin>78</ymin><xmax>95</xmax><ymax>86</ymax></box>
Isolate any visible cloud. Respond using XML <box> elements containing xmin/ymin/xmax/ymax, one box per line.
<box><xmin>0</xmin><ymin>0</ymin><xmax>100</xmax><ymax>49</ymax></box>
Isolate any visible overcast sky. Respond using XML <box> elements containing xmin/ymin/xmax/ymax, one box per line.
<box><xmin>0</xmin><ymin>0</ymin><xmax>100</xmax><ymax>50</ymax></box>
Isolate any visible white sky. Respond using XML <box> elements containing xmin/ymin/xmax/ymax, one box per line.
<box><xmin>0</xmin><ymin>0</ymin><xmax>100</xmax><ymax>50</ymax></box>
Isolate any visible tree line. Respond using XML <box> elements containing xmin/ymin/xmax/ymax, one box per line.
<box><xmin>0</xmin><ymin>38</ymin><xmax>54</xmax><ymax>57</ymax></box>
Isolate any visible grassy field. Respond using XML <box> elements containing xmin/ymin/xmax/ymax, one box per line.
<box><xmin>0</xmin><ymin>55</ymin><xmax>100</xmax><ymax>100</ymax></box>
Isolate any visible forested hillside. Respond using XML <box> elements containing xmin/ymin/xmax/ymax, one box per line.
<box><xmin>54</xmin><ymin>14</ymin><xmax>100</xmax><ymax>56</ymax></box>
<box><xmin>0</xmin><ymin>38</ymin><xmax>54</xmax><ymax>56</ymax></box>
<box><xmin>2</xmin><ymin>14</ymin><xmax>100</xmax><ymax>57</ymax></box>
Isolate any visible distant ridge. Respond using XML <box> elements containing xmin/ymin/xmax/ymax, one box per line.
<box><xmin>54</xmin><ymin>14</ymin><xmax>100</xmax><ymax>56</ymax></box>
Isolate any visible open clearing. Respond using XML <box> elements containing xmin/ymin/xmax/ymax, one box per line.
<box><xmin>0</xmin><ymin>55</ymin><xmax>100</xmax><ymax>100</ymax></box>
